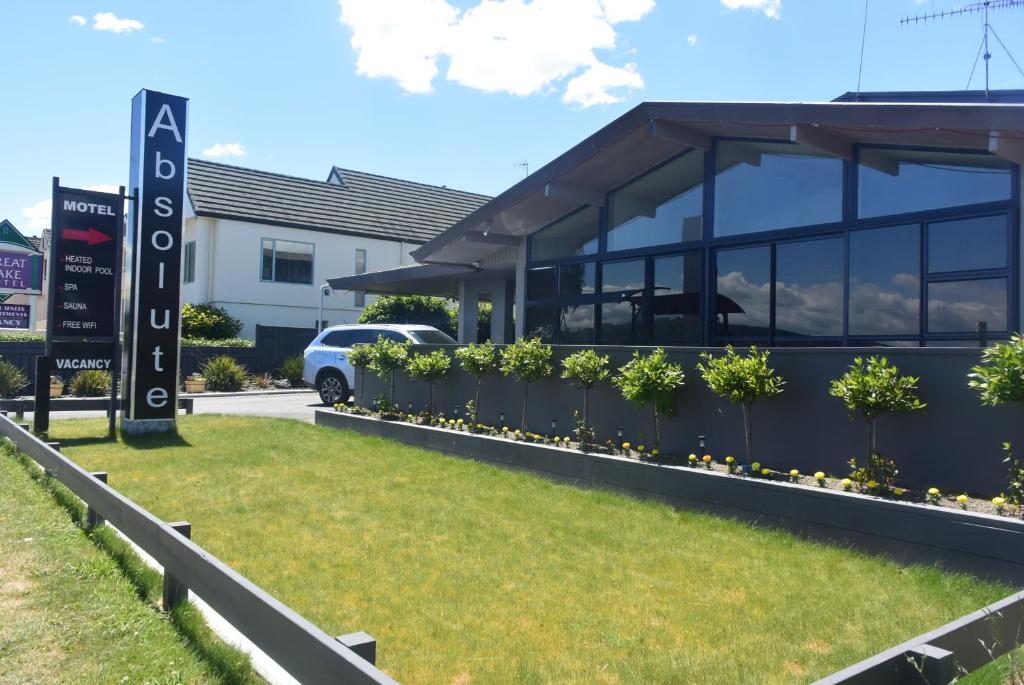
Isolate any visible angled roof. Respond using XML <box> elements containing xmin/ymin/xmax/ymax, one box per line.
<box><xmin>186</xmin><ymin>159</ymin><xmax>490</xmax><ymax>245</ymax></box>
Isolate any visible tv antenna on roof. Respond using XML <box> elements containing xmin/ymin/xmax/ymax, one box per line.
<box><xmin>514</xmin><ymin>159</ymin><xmax>529</xmax><ymax>178</ymax></box>
<box><xmin>901</xmin><ymin>0</ymin><xmax>1024</xmax><ymax>98</ymax></box>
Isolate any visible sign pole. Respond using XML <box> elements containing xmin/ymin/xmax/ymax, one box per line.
<box><xmin>108</xmin><ymin>185</ymin><xmax>127</xmax><ymax>437</ymax></box>
<box><xmin>33</xmin><ymin>177</ymin><xmax>60</xmax><ymax>435</ymax></box>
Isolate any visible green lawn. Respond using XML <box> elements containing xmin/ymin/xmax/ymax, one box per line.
<box><xmin>0</xmin><ymin>444</ymin><xmax>222</xmax><ymax>684</ymax></box>
<box><xmin>52</xmin><ymin>416</ymin><xmax>1011</xmax><ymax>685</ymax></box>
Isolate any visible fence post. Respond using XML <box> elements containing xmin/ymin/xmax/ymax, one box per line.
<box><xmin>86</xmin><ymin>472</ymin><xmax>108</xmax><ymax>528</ymax></box>
<box><xmin>336</xmin><ymin>631</ymin><xmax>376</xmax><ymax>665</ymax></box>
<box><xmin>162</xmin><ymin>521</ymin><xmax>192</xmax><ymax>610</ymax></box>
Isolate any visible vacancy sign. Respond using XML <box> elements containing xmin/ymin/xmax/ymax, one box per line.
<box><xmin>123</xmin><ymin>89</ymin><xmax>188</xmax><ymax>427</ymax></box>
<box><xmin>51</xmin><ymin>187</ymin><xmax>121</xmax><ymax>338</ymax></box>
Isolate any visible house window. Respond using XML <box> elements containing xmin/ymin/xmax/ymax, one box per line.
<box><xmin>183</xmin><ymin>241</ymin><xmax>196</xmax><ymax>284</ymax></box>
<box><xmin>715</xmin><ymin>245</ymin><xmax>771</xmax><ymax>340</ymax></box>
<box><xmin>530</xmin><ymin>206</ymin><xmax>599</xmax><ymax>261</ymax></box>
<box><xmin>858</xmin><ymin>149</ymin><xmax>1012</xmax><ymax>219</ymax></box>
<box><xmin>848</xmin><ymin>224</ymin><xmax>920</xmax><ymax>337</ymax></box>
<box><xmin>775</xmin><ymin>237</ymin><xmax>844</xmax><ymax>338</ymax></box>
<box><xmin>261</xmin><ymin>238</ymin><xmax>313</xmax><ymax>284</ymax></box>
<box><xmin>354</xmin><ymin>248</ymin><xmax>367</xmax><ymax>307</ymax></box>
<box><xmin>714</xmin><ymin>141</ymin><xmax>843</xmax><ymax>237</ymax></box>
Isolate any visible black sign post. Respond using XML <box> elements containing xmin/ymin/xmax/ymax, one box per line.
<box><xmin>122</xmin><ymin>89</ymin><xmax>188</xmax><ymax>434</ymax></box>
<box><xmin>37</xmin><ymin>180</ymin><xmax>125</xmax><ymax>435</ymax></box>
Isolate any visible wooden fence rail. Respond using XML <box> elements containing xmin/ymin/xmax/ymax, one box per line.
<box><xmin>0</xmin><ymin>414</ymin><xmax>398</xmax><ymax>685</ymax></box>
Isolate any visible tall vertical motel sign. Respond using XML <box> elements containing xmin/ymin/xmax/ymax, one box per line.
<box><xmin>122</xmin><ymin>90</ymin><xmax>188</xmax><ymax>434</ymax></box>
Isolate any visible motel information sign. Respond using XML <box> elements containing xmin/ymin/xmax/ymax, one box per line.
<box><xmin>0</xmin><ymin>303</ymin><xmax>31</xmax><ymax>329</ymax></box>
<box><xmin>0</xmin><ymin>251</ymin><xmax>42</xmax><ymax>292</ymax></box>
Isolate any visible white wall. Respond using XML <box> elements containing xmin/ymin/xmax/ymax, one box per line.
<box><xmin>181</xmin><ymin>216</ymin><xmax>416</xmax><ymax>339</ymax></box>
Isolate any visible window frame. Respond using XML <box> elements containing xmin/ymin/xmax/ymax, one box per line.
<box><xmin>260</xmin><ymin>237</ymin><xmax>316</xmax><ymax>286</ymax></box>
<box><xmin>183</xmin><ymin>240</ymin><xmax>196</xmax><ymax>284</ymax></box>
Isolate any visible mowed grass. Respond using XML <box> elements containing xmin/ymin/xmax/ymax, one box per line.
<box><xmin>0</xmin><ymin>446</ymin><xmax>221</xmax><ymax>684</ymax></box>
<box><xmin>53</xmin><ymin>415</ymin><xmax>1009</xmax><ymax>685</ymax></box>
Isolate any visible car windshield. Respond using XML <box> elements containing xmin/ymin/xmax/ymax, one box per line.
<box><xmin>409</xmin><ymin>329</ymin><xmax>456</xmax><ymax>344</ymax></box>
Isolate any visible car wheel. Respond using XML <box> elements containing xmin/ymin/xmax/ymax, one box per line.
<box><xmin>317</xmin><ymin>371</ymin><xmax>349</xmax><ymax>406</ymax></box>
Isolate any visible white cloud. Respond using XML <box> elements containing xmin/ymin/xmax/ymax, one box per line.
<box><xmin>687</xmin><ymin>34</ymin><xmax>698</xmax><ymax>45</ymax></box>
<box><xmin>201</xmin><ymin>143</ymin><xmax>248</xmax><ymax>159</ymax></box>
<box><xmin>69</xmin><ymin>15</ymin><xmax>87</xmax><ymax>25</ymax></box>
<box><xmin>92</xmin><ymin>12</ymin><xmax>144</xmax><ymax>34</ymax></box>
<box><xmin>20</xmin><ymin>184</ymin><xmax>120</xmax><ymax>232</ymax></box>
<box><xmin>150</xmin><ymin>36</ymin><xmax>166</xmax><ymax>44</ymax></box>
<box><xmin>337</xmin><ymin>0</ymin><xmax>655</xmax><ymax>107</ymax></box>
<box><xmin>720</xmin><ymin>0</ymin><xmax>781</xmax><ymax>19</ymax></box>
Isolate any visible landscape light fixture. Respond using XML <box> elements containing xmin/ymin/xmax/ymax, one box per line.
<box><xmin>698</xmin><ymin>434</ymin><xmax>707</xmax><ymax>453</ymax></box>
<box><xmin>407</xmin><ymin>401</ymin><xmax>413</xmax><ymax>414</ymax></box>
<box><xmin>550</xmin><ymin>418</ymin><xmax>557</xmax><ymax>437</ymax></box>
<box><xmin>617</xmin><ymin>427</ymin><xmax>623</xmax><ymax>441</ymax></box>
<box><xmin>499</xmin><ymin>412</ymin><xmax>505</xmax><ymax>425</ymax></box>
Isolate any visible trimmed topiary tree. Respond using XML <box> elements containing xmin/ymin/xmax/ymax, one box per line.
<box><xmin>697</xmin><ymin>345</ymin><xmax>784</xmax><ymax>466</ymax></box>
<box><xmin>367</xmin><ymin>336</ymin><xmax>410</xmax><ymax>409</ymax></box>
<box><xmin>560</xmin><ymin>349</ymin><xmax>610</xmax><ymax>432</ymax></box>
<box><xmin>500</xmin><ymin>337</ymin><xmax>553</xmax><ymax>431</ymax></box>
<box><xmin>181</xmin><ymin>303</ymin><xmax>242</xmax><ymax>340</ymax></box>
<box><xmin>347</xmin><ymin>343</ymin><xmax>374</xmax><ymax>405</ymax></box>
<box><xmin>455</xmin><ymin>340</ymin><xmax>499</xmax><ymax>423</ymax></box>
<box><xmin>969</xmin><ymin>334</ymin><xmax>1024</xmax><ymax>510</ymax></box>
<box><xmin>613</xmin><ymin>348</ymin><xmax>685</xmax><ymax>447</ymax></box>
<box><xmin>829</xmin><ymin>356</ymin><xmax>926</xmax><ymax>461</ymax></box>
<box><xmin>406</xmin><ymin>349</ymin><xmax>451</xmax><ymax>416</ymax></box>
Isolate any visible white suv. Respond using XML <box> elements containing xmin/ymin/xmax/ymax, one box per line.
<box><xmin>303</xmin><ymin>324</ymin><xmax>456</xmax><ymax>405</ymax></box>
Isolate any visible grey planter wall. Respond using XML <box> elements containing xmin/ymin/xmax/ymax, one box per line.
<box><xmin>317</xmin><ymin>410</ymin><xmax>1024</xmax><ymax>585</ymax></box>
<box><xmin>354</xmin><ymin>345</ymin><xmax>1024</xmax><ymax>495</ymax></box>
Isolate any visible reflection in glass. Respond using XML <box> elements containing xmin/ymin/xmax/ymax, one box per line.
<box><xmin>715</xmin><ymin>246</ymin><xmax>770</xmax><ymax>338</ymax></box>
<box><xmin>601</xmin><ymin>259</ymin><xmax>645</xmax><ymax>294</ymax></box>
<box><xmin>849</xmin><ymin>225</ymin><xmax>920</xmax><ymax>336</ymax></box>
<box><xmin>524</xmin><ymin>306</ymin><xmax>557</xmax><ymax>341</ymax></box>
<box><xmin>559</xmin><ymin>262</ymin><xmax>596</xmax><ymax>296</ymax></box>
<box><xmin>775</xmin><ymin>238</ymin><xmax>843</xmax><ymax>337</ymax></box>
<box><xmin>858</xmin><ymin>149</ymin><xmax>1012</xmax><ymax>218</ymax></box>
<box><xmin>928</xmin><ymin>279</ymin><xmax>1008</xmax><ymax>334</ymax></box>
<box><xmin>714</xmin><ymin>141</ymin><xmax>842</xmax><ymax>236</ymax></box>
<box><xmin>607</xmin><ymin>151</ymin><xmax>703</xmax><ymax>251</ymax></box>
<box><xmin>526</xmin><ymin>267</ymin><xmax>556</xmax><ymax>300</ymax></box>
<box><xmin>928</xmin><ymin>215</ymin><xmax>1008</xmax><ymax>273</ymax></box>
<box><xmin>601</xmin><ymin>301</ymin><xmax>646</xmax><ymax>345</ymax></box>
<box><xmin>530</xmin><ymin>206</ymin><xmax>599</xmax><ymax>261</ymax></box>
<box><xmin>558</xmin><ymin>304</ymin><xmax>595</xmax><ymax>343</ymax></box>
<box><xmin>261</xmin><ymin>239</ymin><xmax>274</xmax><ymax>280</ymax></box>
<box><xmin>652</xmin><ymin>253</ymin><xmax>701</xmax><ymax>344</ymax></box>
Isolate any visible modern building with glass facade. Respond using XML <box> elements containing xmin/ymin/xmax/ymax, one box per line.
<box><xmin>329</xmin><ymin>91</ymin><xmax>1023</xmax><ymax>348</ymax></box>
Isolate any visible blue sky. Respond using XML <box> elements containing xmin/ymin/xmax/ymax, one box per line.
<box><xmin>2</xmin><ymin>0</ymin><xmax>1022</xmax><ymax>236</ymax></box>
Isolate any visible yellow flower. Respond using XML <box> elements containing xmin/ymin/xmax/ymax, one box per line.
<box><xmin>688</xmin><ymin>454</ymin><xmax>698</xmax><ymax>462</ymax></box>
<box><xmin>457</xmin><ymin>419</ymin><xmax>464</xmax><ymax>425</ymax></box>
<box><xmin>893</xmin><ymin>488</ymin><xmax>906</xmax><ymax>496</ymax></box>
<box><xmin>814</xmin><ymin>471</ymin><xmax>826</xmax><ymax>480</ymax></box>
<box><xmin>866</xmin><ymin>480</ymin><xmax>879</xmax><ymax>489</ymax></box>
<box><xmin>725</xmin><ymin>456</ymin><xmax>735</xmax><ymax>464</ymax></box>
<box><xmin>993</xmin><ymin>496</ymin><xmax>1007</xmax><ymax>507</ymax></box>
<box><xmin>841</xmin><ymin>478</ymin><xmax>853</xmax><ymax>489</ymax></box>
<box><xmin>514</xmin><ymin>430</ymin><xmax>522</xmax><ymax>436</ymax></box>
<box><xmin>702</xmin><ymin>454</ymin><xmax>713</xmax><ymax>463</ymax></box>
<box><xmin>622</xmin><ymin>442</ymin><xmax>631</xmax><ymax>450</ymax></box>
<box><xmin>651</xmin><ymin>449</ymin><xmax>659</xmax><ymax>456</ymax></box>
<box><xmin>502</xmin><ymin>426</ymin><xmax>509</xmax><ymax>432</ymax></box>
<box><xmin>637</xmin><ymin>445</ymin><xmax>646</xmax><ymax>452</ymax></box>
<box><xmin>790</xmin><ymin>469</ymin><xmax>800</xmax><ymax>477</ymax></box>
<box><xmin>761</xmin><ymin>468</ymin><xmax>771</xmax><ymax>476</ymax></box>
<box><xmin>928</xmin><ymin>487</ymin><xmax>940</xmax><ymax>496</ymax></box>
<box><xmin>957</xmin><ymin>494</ymin><xmax>969</xmax><ymax>504</ymax></box>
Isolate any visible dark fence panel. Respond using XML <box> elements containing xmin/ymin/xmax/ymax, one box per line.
<box><xmin>179</xmin><ymin>346</ymin><xmax>258</xmax><ymax>378</ymax></box>
<box><xmin>0</xmin><ymin>341</ymin><xmax>45</xmax><ymax>385</ymax></box>
<box><xmin>255</xmin><ymin>325</ymin><xmax>317</xmax><ymax>374</ymax></box>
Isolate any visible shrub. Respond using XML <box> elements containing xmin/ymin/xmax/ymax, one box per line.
<box><xmin>848</xmin><ymin>453</ymin><xmax>899</xmax><ymax>491</ymax></box>
<box><xmin>829</xmin><ymin>356</ymin><xmax>926</xmax><ymax>461</ymax></box>
<box><xmin>70</xmin><ymin>369</ymin><xmax>111</xmax><ymax>397</ymax></box>
<box><xmin>249</xmin><ymin>373</ymin><xmax>274</xmax><ymax>390</ymax></box>
<box><xmin>367</xmin><ymin>336</ymin><xmax>409</xmax><ymax>408</ymax></box>
<box><xmin>181</xmin><ymin>303</ymin><xmax>243</xmax><ymax>340</ymax></box>
<box><xmin>358</xmin><ymin>296</ymin><xmax>456</xmax><ymax>338</ymax></box>
<box><xmin>406</xmin><ymin>349</ymin><xmax>451</xmax><ymax>415</ymax></box>
<box><xmin>500</xmin><ymin>338</ymin><xmax>553</xmax><ymax>431</ymax></box>
<box><xmin>969</xmin><ymin>334</ymin><xmax>1024</xmax><ymax>509</ymax></box>
<box><xmin>0</xmin><ymin>331</ymin><xmax>44</xmax><ymax>342</ymax></box>
<box><xmin>279</xmin><ymin>355</ymin><xmax>305</xmax><ymax>387</ymax></box>
<box><xmin>0</xmin><ymin>359</ymin><xmax>27</xmax><ymax>398</ymax></box>
<box><xmin>613</xmin><ymin>348</ymin><xmax>685</xmax><ymax>447</ymax></box>
<box><xmin>697</xmin><ymin>345</ymin><xmax>784</xmax><ymax>466</ymax></box>
<box><xmin>455</xmin><ymin>341</ymin><xmax>499</xmax><ymax>423</ymax></box>
<box><xmin>560</xmin><ymin>349</ymin><xmax>610</xmax><ymax>433</ymax></box>
<box><xmin>200</xmin><ymin>355</ymin><xmax>249</xmax><ymax>392</ymax></box>
<box><xmin>182</xmin><ymin>336</ymin><xmax>254</xmax><ymax>348</ymax></box>
<box><xmin>347</xmin><ymin>343</ymin><xmax>374</xmax><ymax>404</ymax></box>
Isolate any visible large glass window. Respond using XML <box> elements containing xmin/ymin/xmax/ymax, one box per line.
<box><xmin>858</xmin><ymin>149</ymin><xmax>1012</xmax><ymax>218</ymax></box>
<box><xmin>526</xmin><ymin>267</ymin><xmax>557</xmax><ymax>300</ymax></box>
<box><xmin>928</xmin><ymin>278</ymin><xmax>1008</xmax><ymax>334</ymax></box>
<box><xmin>524</xmin><ymin>305</ymin><xmax>557</xmax><ymax>341</ymax></box>
<box><xmin>714</xmin><ymin>141</ymin><xmax>843</xmax><ymax>237</ymax></box>
<box><xmin>652</xmin><ymin>253</ymin><xmax>701</xmax><ymax>344</ymax></box>
<box><xmin>928</xmin><ymin>215</ymin><xmax>1008</xmax><ymax>274</ymax></box>
<box><xmin>559</xmin><ymin>262</ymin><xmax>595</xmax><ymax>296</ymax></box>
<box><xmin>775</xmin><ymin>237</ymin><xmax>843</xmax><ymax>337</ymax></box>
<box><xmin>715</xmin><ymin>246</ymin><xmax>770</xmax><ymax>339</ymax></box>
<box><xmin>558</xmin><ymin>304</ymin><xmax>595</xmax><ymax>343</ymax></box>
<box><xmin>601</xmin><ymin>259</ymin><xmax>645</xmax><ymax>294</ymax></box>
<box><xmin>849</xmin><ymin>225</ymin><xmax>920</xmax><ymax>337</ymax></box>
<box><xmin>261</xmin><ymin>238</ymin><xmax>313</xmax><ymax>284</ymax></box>
<box><xmin>607</xmin><ymin>152</ymin><xmax>704</xmax><ymax>252</ymax></box>
<box><xmin>530</xmin><ymin>206</ymin><xmax>599</xmax><ymax>261</ymax></box>
<box><xmin>601</xmin><ymin>301</ymin><xmax>646</xmax><ymax>345</ymax></box>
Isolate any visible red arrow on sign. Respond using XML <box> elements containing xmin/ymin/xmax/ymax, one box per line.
<box><xmin>62</xmin><ymin>227</ymin><xmax>112</xmax><ymax>246</ymax></box>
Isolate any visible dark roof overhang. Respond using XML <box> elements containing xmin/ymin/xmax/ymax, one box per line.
<box><xmin>327</xmin><ymin>262</ymin><xmax>514</xmax><ymax>299</ymax></box>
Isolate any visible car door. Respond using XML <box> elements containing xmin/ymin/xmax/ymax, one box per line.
<box><xmin>319</xmin><ymin>329</ymin><xmax>355</xmax><ymax>386</ymax></box>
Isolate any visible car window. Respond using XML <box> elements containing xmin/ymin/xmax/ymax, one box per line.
<box><xmin>376</xmin><ymin>329</ymin><xmax>410</xmax><ymax>343</ymax></box>
<box><xmin>347</xmin><ymin>329</ymin><xmax>377</xmax><ymax>345</ymax></box>
<box><xmin>321</xmin><ymin>331</ymin><xmax>352</xmax><ymax>347</ymax></box>
<box><xmin>409</xmin><ymin>329</ymin><xmax>456</xmax><ymax>344</ymax></box>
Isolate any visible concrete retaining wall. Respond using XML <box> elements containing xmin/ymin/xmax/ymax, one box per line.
<box><xmin>354</xmin><ymin>345</ymin><xmax>1024</xmax><ymax>495</ymax></box>
<box><xmin>316</xmin><ymin>410</ymin><xmax>1024</xmax><ymax>585</ymax></box>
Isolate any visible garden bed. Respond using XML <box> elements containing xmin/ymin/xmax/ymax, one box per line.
<box><xmin>317</xmin><ymin>408</ymin><xmax>1024</xmax><ymax>585</ymax></box>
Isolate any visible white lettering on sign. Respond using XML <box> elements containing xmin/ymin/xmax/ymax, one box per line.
<box><xmin>147</xmin><ymin>104</ymin><xmax>183</xmax><ymax>143</ymax></box>
<box><xmin>154</xmin><ymin>196</ymin><xmax>174</xmax><ymax>218</ymax></box>
<box><xmin>151</xmin><ymin>230</ymin><xmax>173</xmax><ymax>250</ymax></box>
<box><xmin>150</xmin><ymin>308</ymin><xmax>170</xmax><ymax>329</ymax></box>
<box><xmin>62</xmin><ymin>200</ymin><xmax>114</xmax><ymax>215</ymax></box>
<box><xmin>152</xmin><ymin>346</ymin><xmax>164</xmax><ymax>372</ymax></box>
<box><xmin>155</xmin><ymin>150</ymin><xmax>176</xmax><ymax>179</ymax></box>
<box><xmin>146</xmin><ymin>387</ymin><xmax>169</xmax><ymax>408</ymax></box>
<box><xmin>55</xmin><ymin>358</ymin><xmax>112</xmax><ymax>370</ymax></box>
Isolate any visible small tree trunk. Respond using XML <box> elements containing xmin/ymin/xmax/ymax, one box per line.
<box><xmin>357</xmin><ymin>367</ymin><xmax>363</xmax><ymax>405</ymax></box>
<box><xmin>867</xmin><ymin>416</ymin><xmax>876</xmax><ymax>459</ymax></box>
<box><xmin>653</xmin><ymin>405</ymin><xmax>660</xmax><ymax>446</ymax></box>
<box><xmin>389</xmin><ymin>370</ymin><xmax>396</xmax><ymax>408</ymax></box>
<box><xmin>428</xmin><ymin>382</ymin><xmax>435</xmax><ymax>416</ymax></box>
<box><xmin>473</xmin><ymin>377</ymin><xmax>482</xmax><ymax>424</ymax></box>
<box><xmin>583</xmin><ymin>387</ymin><xmax>590</xmax><ymax>427</ymax></box>
<box><xmin>742</xmin><ymin>402</ymin><xmax>753</xmax><ymax>465</ymax></box>
<box><xmin>521</xmin><ymin>383</ymin><xmax>529</xmax><ymax>431</ymax></box>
